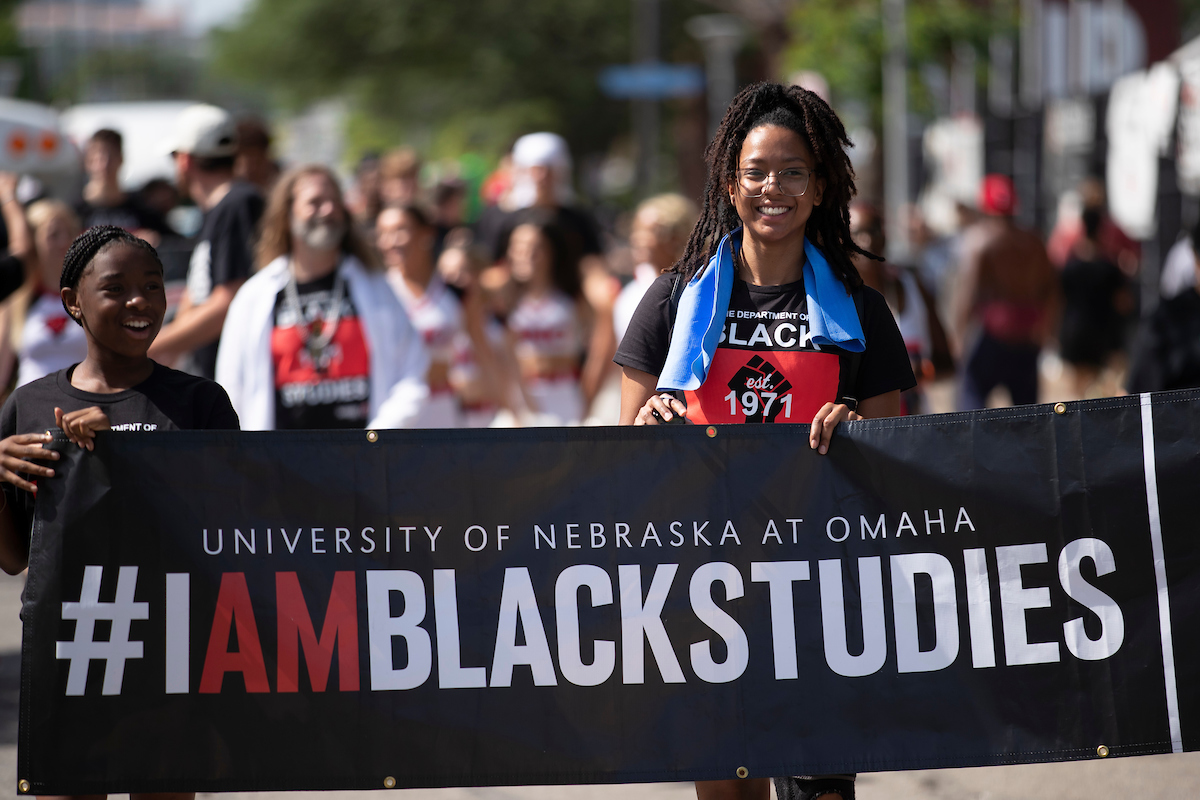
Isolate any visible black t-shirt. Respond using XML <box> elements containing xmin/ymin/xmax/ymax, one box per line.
<box><xmin>1059</xmin><ymin>254</ymin><xmax>1127</xmax><ymax>365</ymax></box>
<box><xmin>0</xmin><ymin>362</ymin><xmax>239</xmax><ymax>539</ymax></box>
<box><xmin>1127</xmin><ymin>289</ymin><xmax>1200</xmax><ymax>393</ymax></box>
<box><xmin>614</xmin><ymin>273</ymin><xmax>916</xmax><ymax>424</ymax></box>
<box><xmin>75</xmin><ymin>195</ymin><xmax>173</xmax><ymax>236</ymax></box>
<box><xmin>271</xmin><ymin>272</ymin><xmax>372</xmax><ymax>430</ymax></box>
<box><xmin>0</xmin><ymin>254</ymin><xmax>23</xmax><ymax>304</ymax></box>
<box><xmin>184</xmin><ymin>181</ymin><xmax>265</xmax><ymax>378</ymax></box>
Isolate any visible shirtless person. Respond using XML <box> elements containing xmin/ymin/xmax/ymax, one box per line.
<box><xmin>952</xmin><ymin>175</ymin><xmax>1058</xmax><ymax>409</ymax></box>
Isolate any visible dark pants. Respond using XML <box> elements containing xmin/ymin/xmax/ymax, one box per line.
<box><xmin>774</xmin><ymin>775</ymin><xmax>855</xmax><ymax>800</ymax></box>
<box><xmin>960</xmin><ymin>332</ymin><xmax>1040</xmax><ymax>410</ymax></box>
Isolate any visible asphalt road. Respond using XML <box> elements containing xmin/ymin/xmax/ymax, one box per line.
<box><xmin>1</xmin><ymin>567</ymin><xmax>1197</xmax><ymax>800</ymax></box>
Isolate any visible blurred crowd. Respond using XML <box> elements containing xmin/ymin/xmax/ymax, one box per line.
<box><xmin>0</xmin><ymin>101</ymin><xmax>1195</xmax><ymax>430</ymax></box>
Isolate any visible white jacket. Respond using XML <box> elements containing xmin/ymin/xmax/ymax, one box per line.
<box><xmin>216</xmin><ymin>255</ymin><xmax>429</xmax><ymax>430</ymax></box>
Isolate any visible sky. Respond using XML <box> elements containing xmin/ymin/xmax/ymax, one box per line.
<box><xmin>143</xmin><ymin>0</ymin><xmax>252</xmax><ymax>35</ymax></box>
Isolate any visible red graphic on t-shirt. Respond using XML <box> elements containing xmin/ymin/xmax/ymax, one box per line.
<box><xmin>44</xmin><ymin>316</ymin><xmax>68</xmax><ymax>336</ymax></box>
<box><xmin>272</xmin><ymin>317</ymin><xmax>370</xmax><ymax>387</ymax></box>
<box><xmin>684</xmin><ymin>348</ymin><xmax>840</xmax><ymax>424</ymax></box>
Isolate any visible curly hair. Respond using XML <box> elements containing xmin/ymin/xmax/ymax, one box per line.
<box><xmin>674</xmin><ymin>82</ymin><xmax>878</xmax><ymax>290</ymax></box>
<box><xmin>59</xmin><ymin>225</ymin><xmax>162</xmax><ymax>324</ymax></box>
<box><xmin>256</xmin><ymin>164</ymin><xmax>380</xmax><ymax>270</ymax></box>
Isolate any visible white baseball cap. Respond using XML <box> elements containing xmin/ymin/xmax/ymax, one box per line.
<box><xmin>167</xmin><ymin>104</ymin><xmax>237</xmax><ymax>158</ymax></box>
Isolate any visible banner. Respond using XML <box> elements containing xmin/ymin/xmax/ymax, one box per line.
<box><xmin>18</xmin><ymin>391</ymin><xmax>1200</xmax><ymax>794</ymax></box>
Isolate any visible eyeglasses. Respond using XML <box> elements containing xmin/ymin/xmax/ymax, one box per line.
<box><xmin>736</xmin><ymin>168</ymin><xmax>811</xmax><ymax>198</ymax></box>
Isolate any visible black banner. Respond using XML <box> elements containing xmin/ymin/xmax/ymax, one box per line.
<box><xmin>17</xmin><ymin>391</ymin><xmax>1200</xmax><ymax>793</ymax></box>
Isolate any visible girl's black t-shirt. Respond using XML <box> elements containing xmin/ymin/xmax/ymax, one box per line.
<box><xmin>0</xmin><ymin>362</ymin><xmax>240</xmax><ymax>535</ymax></box>
<box><xmin>614</xmin><ymin>273</ymin><xmax>916</xmax><ymax>424</ymax></box>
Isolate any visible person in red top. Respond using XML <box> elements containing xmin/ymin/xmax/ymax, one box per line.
<box><xmin>614</xmin><ymin>82</ymin><xmax>914</xmax><ymax>800</ymax></box>
<box><xmin>616</xmin><ymin>83</ymin><xmax>913</xmax><ymax>447</ymax></box>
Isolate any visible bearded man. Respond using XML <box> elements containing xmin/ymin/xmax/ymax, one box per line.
<box><xmin>215</xmin><ymin>165</ymin><xmax>429</xmax><ymax>430</ymax></box>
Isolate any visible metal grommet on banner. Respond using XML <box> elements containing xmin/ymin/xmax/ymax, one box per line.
<box><xmin>1054</xmin><ymin>402</ymin><xmax>1067</xmax><ymax>415</ymax></box>
<box><xmin>384</xmin><ymin>776</ymin><xmax>396</xmax><ymax>788</ymax></box>
<box><xmin>706</xmin><ymin>426</ymin><xmax>717</xmax><ymax>438</ymax></box>
<box><xmin>735</xmin><ymin>767</ymin><xmax>749</xmax><ymax>779</ymax></box>
<box><xmin>366</xmin><ymin>430</ymin><xmax>379</xmax><ymax>443</ymax></box>
<box><xmin>17</xmin><ymin>779</ymin><xmax>29</xmax><ymax>793</ymax></box>
<box><xmin>1097</xmin><ymin>745</ymin><xmax>1110</xmax><ymax>758</ymax></box>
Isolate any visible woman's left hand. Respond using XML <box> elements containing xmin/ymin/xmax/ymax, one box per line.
<box><xmin>809</xmin><ymin>402</ymin><xmax>860</xmax><ymax>455</ymax></box>
<box><xmin>54</xmin><ymin>406</ymin><xmax>111</xmax><ymax>451</ymax></box>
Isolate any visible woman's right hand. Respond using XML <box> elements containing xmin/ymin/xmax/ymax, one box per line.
<box><xmin>0</xmin><ymin>432</ymin><xmax>58</xmax><ymax>493</ymax></box>
<box><xmin>635</xmin><ymin>392</ymin><xmax>689</xmax><ymax>425</ymax></box>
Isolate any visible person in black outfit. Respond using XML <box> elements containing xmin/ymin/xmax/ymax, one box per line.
<box><xmin>1128</xmin><ymin>218</ymin><xmax>1200</xmax><ymax>393</ymax></box>
<box><xmin>0</xmin><ymin>172</ymin><xmax>33</xmax><ymax>302</ymax></box>
<box><xmin>75</xmin><ymin>128</ymin><xmax>174</xmax><ymax>241</ymax></box>
<box><xmin>0</xmin><ymin>226</ymin><xmax>238</xmax><ymax>584</ymax></box>
<box><xmin>150</xmin><ymin>104</ymin><xmax>264</xmax><ymax>379</ymax></box>
<box><xmin>616</xmin><ymin>82</ymin><xmax>915</xmax><ymax>800</ymax></box>
<box><xmin>1059</xmin><ymin>207</ymin><xmax>1130</xmax><ymax>397</ymax></box>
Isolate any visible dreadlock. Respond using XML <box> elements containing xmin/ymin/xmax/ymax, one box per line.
<box><xmin>673</xmin><ymin>82</ymin><xmax>879</xmax><ymax>291</ymax></box>
<box><xmin>60</xmin><ymin>225</ymin><xmax>163</xmax><ymax>324</ymax></box>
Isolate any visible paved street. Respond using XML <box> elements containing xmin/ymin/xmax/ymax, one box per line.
<box><xmin>0</xmin><ymin>571</ymin><xmax>1197</xmax><ymax>799</ymax></box>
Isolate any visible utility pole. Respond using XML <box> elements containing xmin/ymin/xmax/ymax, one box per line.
<box><xmin>686</xmin><ymin>14</ymin><xmax>744</xmax><ymax>138</ymax></box>
<box><xmin>882</xmin><ymin>0</ymin><xmax>910</xmax><ymax>262</ymax></box>
<box><xmin>633</xmin><ymin>0</ymin><xmax>661</xmax><ymax>198</ymax></box>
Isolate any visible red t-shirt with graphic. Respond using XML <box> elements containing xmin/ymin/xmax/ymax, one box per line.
<box><xmin>614</xmin><ymin>273</ymin><xmax>915</xmax><ymax>424</ymax></box>
<box><xmin>271</xmin><ymin>272</ymin><xmax>372</xmax><ymax>429</ymax></box>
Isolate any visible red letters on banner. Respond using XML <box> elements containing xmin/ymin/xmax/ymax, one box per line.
<box><xmin>276</xmin><ymin>571</ymin><xmax>359</xmax><ymax>692</ymax></box>
<box><xmin>199</xmin><ymin>573</ymin><xmax>270</xmax><ymax>693</ymax></box>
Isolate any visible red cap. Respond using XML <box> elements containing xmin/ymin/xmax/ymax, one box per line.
<box><xmin>978</xmin><ymin>174</ymin><xmax>1017</xmax><ymax>216</ymax></box>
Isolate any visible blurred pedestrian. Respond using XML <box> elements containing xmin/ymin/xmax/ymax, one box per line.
<box><xmin>1059</xmin><ymin>207</ymin><xmax>1132</xmax><ymax>397</ymax></box>
<box><xmin>0</xmin><ymin>173</ymin><xmax>33</xmax><ymax>301</ymax></box>
<box><xmin>952</xmin><ymin>174</ymin><xmax>1058</xmax><ymax>409</ymax></box>
<box><xmin>504</xmin><ymin>214</ymin><xmax>587</xmax><ymax>425</ymax></box>
<box><xmin>434</xmin><ymin>233</ymin><xmax>507</xmax><ymax>427</ymax></box>
<box><xmin>379</xmin><ymin>147</ymin><xmax>422</xmax><ymax>208</ymax></box>
<box><xmin>137</xmin><ymin>178</ymin><xmax>180</xmax><ymax>223</ymax></box>
<box><xmin>613</xmin><ymin>193</ymin><xmax>697</xmax><ymax>345</ymax></box>
<box><xmin>1127</xmin><ymin>216</ymin><xmax>1200</xmax><ymax>393</ymax></box>
<box><xmin>0</xmin><ymin>199</ymin><xmax>87</xmax><ymax>390</ymax></box>
<box><xmin>1046</xmin><ymin>176</ymin><xmax>1139</xmax><ymax>275</ymax></box>
<box><xmin>432</xmin><ymin>177</ymin><xmax>468</xmax><ymax>258</ymax></box>
<box><xmin>488</xmin><ymin>133</ymin><xmax>605</xmax><ymax>276</ymax></box>
<box><xmin>345</xmin><ymin>152</ymin><xmax>383</xmax><ymax>233</ymax></box>
<box><xmin>234</xmin><ymin>116</ymin><xmax>281</xmax><ymax>195</ymax></box>
<box><xmin>75</xmin><ymin>128</ymin><xmax>172</xmax><ymax>244</ymax></box>
<box><xmin>216</xmin><ymin>165</ymin><xmax>428</xmax><ymax>430</ymax></box>
<box><xmin>850</xmin><ymin>202</ymin><xmax>949</xmax><ymax>414</ymax></box>
<box><xmin>151</xmin><ymin>104</ymin><xmax>264</xmax><ymax>379</ymax></box>
<box><xmin>378</xmin><ymin>204</ymin><xmax>468</xmax><ymax>428</ymax></box>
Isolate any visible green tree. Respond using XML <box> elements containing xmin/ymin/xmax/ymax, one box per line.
<box><xmin>786</xmin><ymin>0</ymin><xmax>1004</xmax><ymax>125</ymax></box>
<box><xmin>214</xmin><ymin>0</ymin><xmax>710</xmax><ymax>163</ymax></box>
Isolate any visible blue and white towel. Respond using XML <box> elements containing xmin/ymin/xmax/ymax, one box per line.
<box><xmin>657</xmin><ymin>228</ymin><xmax>865</xmax><ymax>391</ymax></box>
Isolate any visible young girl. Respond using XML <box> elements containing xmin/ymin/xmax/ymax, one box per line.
<box><xmin>615</xmin><ymin>82</ymin><xmax>916</xmax><ymax>800</ymax></box>
<box><xmin>502</xmin><ymin>214</ymin><xmax>593</xmax><ymax>425</ymax></box>
<box><xmin>377</xmin><ymin>204</ymin><xmax>470</xmax><ymax>427</ymax></box>
<box><xmin>0</xmin><ymin>225</ymin><xmax>238</xmax><ymax>580</ymax></box>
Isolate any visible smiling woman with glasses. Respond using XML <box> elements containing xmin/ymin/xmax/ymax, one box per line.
<box><xmin>614</xmin><ymin>83</ymin><xmax>919</xmax><ymax>798</ymax></box>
